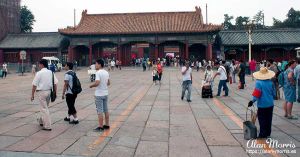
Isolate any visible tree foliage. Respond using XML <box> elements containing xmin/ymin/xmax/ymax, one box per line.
<box><xmin>235</xmin><ymin>16</ymin><xmax>250</xmax><ymax>30</ymax></box>
<box><xmin>20</xmin><ymin>6</ymin><xmax>35</xmax><ymax>33</ymax></box>
<box><xmin>273</xmin><ymin>8</ymin><xmax>300</xmax><ymax>28</ymax></box>
<box><xmin>223</xmin><ymin>14</ymin><xmax>234</xmax><ymax>30</ymax></box>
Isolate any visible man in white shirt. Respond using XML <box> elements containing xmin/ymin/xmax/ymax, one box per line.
<box><xmin>31</xmin><ymin>59</ymin><xmax>58</xmax><ymax>131</ymax></box>
<box><xmin>111</xmin><ymin>60</ymin><xmax>115</xmax><ymax>71</ymax></box>
<box><xmin>213</xmin><ymin>61</ymin><xmax>229</xmax><ymax>97</ymax></box>
<box><xmin>90</xmin><ymin>59</ymin><xmax>111</xmax><ymax>132</ymax></box>
<box><xmin>181</xmin><ymin>61</ymin><xmax>193</xmax><ymax>102</ymax></box>
<box><xmin>2</xmin><ymin>62</ymin><xmax>7</xmax><ymax>78</ymax></box>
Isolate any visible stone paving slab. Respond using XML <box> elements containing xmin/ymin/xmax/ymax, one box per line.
<box><xmin>134</xmin><ymin>141</ymin><xmax>168</xmax><ymax>157</ymax></box>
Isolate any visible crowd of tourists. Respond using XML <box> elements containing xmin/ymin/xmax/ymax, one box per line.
<box><xmin>27</xmin><ymin>56</ymin><xmax>300</xmax><ymax>142</ymax></box>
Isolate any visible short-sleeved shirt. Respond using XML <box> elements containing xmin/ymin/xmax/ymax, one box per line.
<box><xmin>181</xmin><ymin>66</ymin><xmax>192</xmax><ymax>81</ymax></box>
<box><xmin>111</xmin><ymin>61</ymin><xmax>115</xmax><ymax>66</ymax></box>
<box><xmin>64</xmin><ymin>70</ymin><xmax>73</xmax><ymax>94</ymax></box>
<box><xmin>252</xmin><ymin>80</ymin><xmax>275</xmax><ymax>108</ymax></box>
<box><xmin>32</xmin><ymin>68</ymin><xmax>58</xmax><ymax>91</ymax></box>
<box><xmin>95</xmin><ymin>69</ymin><xmax>109</xmax><ymax>96</ymax></box>
<box><xmin>217</xmin><ymin>66</ymin><xmax>227</xmax><ymax>80</ymax></box>
<box><xmin>2</xmin><ymin>64</ymin><xmax>7</xmax><ymax>72</ymax></box>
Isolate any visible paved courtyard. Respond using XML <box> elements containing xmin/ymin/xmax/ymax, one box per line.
<box><xmin>0</xmin><ymin>67</ymin><xmax>299</xmax><ymax>157</ymax></box>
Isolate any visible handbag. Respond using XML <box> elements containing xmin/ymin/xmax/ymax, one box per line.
<box><xmin>243</xmin><ymin>107</ymin><xmax>257</xmax><ymax>140</ymax></box>
<box><xmin>50</xmin><ymin>72</ymin><xmax>56</xmax><ymax>102</ymax></box>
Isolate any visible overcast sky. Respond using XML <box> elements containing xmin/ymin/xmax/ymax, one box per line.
<box><xmin>21</xmin><ymin>0</ymin><xmax>300</xmax><ymax>32</ymax></box>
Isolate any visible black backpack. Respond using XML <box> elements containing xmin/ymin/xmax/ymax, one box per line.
<box><xmin>224</xmin><ymin>65</ymin><xmax>231</xmax><ymax>82</ymax></box>
<box><xmin>67</xmin><ymin>71</ymin><xmax>82</xmax><ymax>95</ymax></box>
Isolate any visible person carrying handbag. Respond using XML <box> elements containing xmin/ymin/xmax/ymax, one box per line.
<box><xmin>248</xmin><ymin>67</ymin><xmax>276</xmax><ymax>138</ymax></box>
<box><xmin>31</xmin><ymin>59</ymin><xmax>58</xmax><ymax>131</ymax></box>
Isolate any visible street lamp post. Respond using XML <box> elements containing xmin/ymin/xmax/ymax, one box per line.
<box><xmin>244</xmin><ymin>20</ymin><xmax>255</xmax><ymax>62</ymax></box>
<box><xmin>247</xmin><ymin>29</ymin><xmax>252</xmax><ymax>62</ymax></box>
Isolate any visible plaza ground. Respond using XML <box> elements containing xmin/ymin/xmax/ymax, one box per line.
<box><xmin>0</xmin><ymin>67</ymin><xmax>299</xmax><ymax>157</ymax></box>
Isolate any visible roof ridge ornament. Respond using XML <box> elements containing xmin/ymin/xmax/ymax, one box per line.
<box><xmin>82</xmin><ymin>9</ymin><xmax>88</xmax><ymax>16</ymax></box>
<box><xmin>195</xmin><ymin>6</ymin><xmax>204</xmax><ymax>25</ymax></box>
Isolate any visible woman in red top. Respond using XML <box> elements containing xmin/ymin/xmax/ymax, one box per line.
<box><xmin>157</xmin><ymin>60</ymin><xmax>163</xmax><ymax>84</ymax></box>
<box><xmin>249</xmin><ymin>59</ymin><xmax>257</xmax><ymax>80</ymax></box>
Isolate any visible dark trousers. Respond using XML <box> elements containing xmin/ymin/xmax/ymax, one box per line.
<box><xmin>66</xmin><ymin>94</ymin><xmax>77</xmax><ymax>115</ymax></box>
<box><xmin>158</xmin><ymin>73</ymin><xmax>162</xmax><ymax>81</ymax></box>
<box><xmin>217</xmin><ymin>80</ymin><xmax>228</xmax><ymax>96</ymax></box>
<box><xmin>239</xmin><ymin>74</ymin><xmax>245</xmax><ymax>89</ymax></box>
<box><xmin>2</xmin><ymin>71</ymin><xmax>7</xmax><ymax>78</ymax></box>
<box><xmin>257</xmin><ymin>106</ymin><xmax>274</xmax><ymax>138</ymax></box>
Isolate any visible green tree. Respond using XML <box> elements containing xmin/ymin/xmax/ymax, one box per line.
<box><xmin>20</xmin><ymin>6</ymin><xmax>35</xmax><ymax>32</ymax></box>
<box><xmin>235</xmin><ymin>16</ymin><xmax>250</xmax><ymax>30</ymax></box>
<box><xmin>272</xmin><ymin>18</ymin><xmax>283</xmax><ymax>28</ymax></box>
<box><xmin>253</xmin><ymin>10</ymin><xmax>264</xmax><ymax>29</ymax></box>
<box><xmin>272</xmin><ymin>8</ymin><xmax>300</xmax><ymax>28</ymax></box>
<box><xmin>223</xmin><ymin>14</ymin><xmax>234</xmax><ymax>30</ymax></box>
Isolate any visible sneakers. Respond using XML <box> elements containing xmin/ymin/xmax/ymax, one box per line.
<box><xmin>103</xmin><ymin>125</ymin><xmax>110</xmax><ymax>129</ymax></box>
<box><xmin>69</xmin><ymin>120</ymin><xmax>79</xmax><ymax>124</ymax></box>
<box><xmin>64</xmin><ymin>117</ymin><xmax>70</xmax><ymax>121</ymax></box>
<box><xmin>42</xmin><ymin>128</ymin><xmax>52</xmax><ymax>131</ymax></box>
<box><xmin>187</xmin><ymin>100</ymin><xmax>192</xmax><ymax>102</ymax></box>
<box><xmin>94</xmin><ymin>127</ymin><xmax>104</xmax><ymax>132</ymax></box>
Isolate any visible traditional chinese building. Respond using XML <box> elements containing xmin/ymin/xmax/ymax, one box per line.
<box><xmin>219</xmin><ymin>29</ymin><xmax>300</xmax><ymax>62</ymax></box>
<box><xmin>59</xmin><ymin>7</ymin><xmax>221</xmax><ymax>66</ymax></box>
<box><xmin>0</xmin><ymin>32</ymin><xmax>69</xmax><ymax>64</ymax></box>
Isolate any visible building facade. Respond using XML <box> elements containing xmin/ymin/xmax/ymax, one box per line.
<box><xmin>59</xmin><ymin>7</ymin><xmax>221</xmax><ymax>66</ymax></box>
<box><xmin>0</xmin><ymin>32</ymin><xmax>69</xmax><ymax>64</ymax></box>
<box><xmin>220</xmin><ymin>29</ymin><xmax>300</xmax><ymax>62</ymax></box>
<box><xmin>0</xmin><ymin>0</ymin><xmax>21</xmax><ymax>40</ymax></box>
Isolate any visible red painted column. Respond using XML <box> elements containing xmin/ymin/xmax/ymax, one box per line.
<box><xmin>67</xmin><ymin>46</ymin><xmax>73</xmax><ymax>62</ymax></box>
<box><xmin>117</xmin><ymin>45</ymin><xmax>121</xmax><ymax>61</ymax></box>
<box><xmin>205</xmin><ymin>43</ymin><xmax>212</xmax><ymax>60</ymax></box>
<box><xmin>185</xmin><ymin>41</ymin><xmax>189</xmax><ymax>59</ymax></box>
<box><xmin>89</xmin><ymin>44</ymin><xmax>92</xmax><ymax>65</ymax></box>
<box><xmin>155</xmin><ymin>44</ymin><xmax>158</xmax><ymax>60</ymax></box>
<box><xmin>0</xmin><ymin>49</ymin><xmax>4</xmax><ymax>64</ymax></box>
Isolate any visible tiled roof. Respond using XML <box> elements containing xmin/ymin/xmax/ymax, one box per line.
<box><xmin>220</xmin><ymin>29</ymin><xmax>300</xmax><ymax>46</ymax></box>
<box><xmin>59</xmin><ymin>7</ymin><xmax>221</xmax><ymax>35</ymax></box>
<box><xmin>0</xmin><ymin>32</ymin><xmax>65</xmax><ymax>49</ymax></box>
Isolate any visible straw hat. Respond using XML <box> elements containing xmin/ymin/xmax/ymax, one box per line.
<box><xmin>253</xmin><ymin>67</ymin><xmax>275</xmax><ymax>80</ymax></box>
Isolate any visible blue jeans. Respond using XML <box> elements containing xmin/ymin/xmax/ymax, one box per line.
<box><xmin>182</xmin><ymin>80</ymin><xmax>192</xmax><ymax>100</ymax></box>
<box><xmin>217</xmin><ymin>80</ymin><xmax>229</xmax><ymax>96</ymax></box>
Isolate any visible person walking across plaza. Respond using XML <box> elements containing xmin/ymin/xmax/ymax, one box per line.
<box><xmin>31</xmin><ymin>59</ymin><xmax>58</xmax><ymax>131</ymax></box>
<box><xmin>294</xmin><ymin>59</ymin><xmax>300</xmax><ymax>103</ymax></box>
<box><xmin>213</xmin><ymin>61</ymin><xmax>229</xmax><ymax>97</ymax></box>
<box><xmin>238</xmin><ymin>60</ymin><xmax>246</xmax><ymax>89</ymax></box>
<box><xmin>248</xmin><ymin>67</ymin><xmax>276</xmax><ymax>139</ymax></box>
<box><xmin>62</xmin><ymin>62</ymin><xmax>80</xmax><ymax>124</ymax></box>
<box><xmin>157</xmin><ymin>60</ymin><xmax>163</xmax><ymax>85</ymax></box>
<box><xmin>282</xmin><ymin>60</ymin><xmax>298</xmax><ymax>120</ymax></box>
<box><xmin>267</xmin><ymin>59</ymin><xmax>280</xmax><ymax>99</ymax></box>
<box><xmin>90</xmin><ymin>59</ymin><xmax>111</xmax><ymax>131</ymax></box>
<box><xmin>2</xmin><ymin>62</ymin><xmax>8</xmax><ymax>78</ymax></box>
<box><xmin>181</xmin><ymin>61</ymin><xmax>192</xmax><ymax>102</ymax></box>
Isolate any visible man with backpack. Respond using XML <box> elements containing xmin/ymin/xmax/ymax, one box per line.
<box><xmin>62</xmin><ymin>62</ymin><xmax>82</xmax><ymax>124</ymax></box>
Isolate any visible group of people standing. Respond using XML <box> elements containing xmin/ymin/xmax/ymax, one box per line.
<box><xmin>31</xmin><ymin>58</ymin><xmax>111</xmax><ymax>132</ymax></box>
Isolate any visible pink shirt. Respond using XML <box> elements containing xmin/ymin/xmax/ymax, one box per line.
<box><xmin>249</xmin><ymin>60</ymin><xmax>256</xmax><ymax>71</ymax></box>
